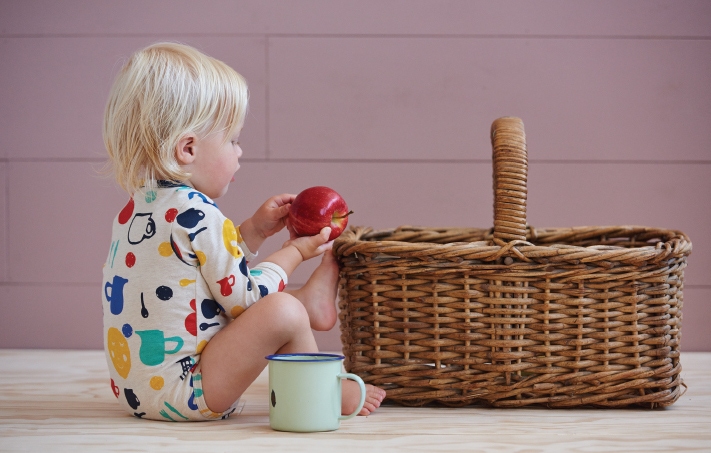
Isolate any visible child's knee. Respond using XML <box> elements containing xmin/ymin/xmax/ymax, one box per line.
<box><xmin>262</xmin><ymin>292</ymin><xmax>310</xmax><ymax>332</ymax></box>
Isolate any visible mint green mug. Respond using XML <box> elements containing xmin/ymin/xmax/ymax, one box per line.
<box><xmin>265</xmin><ymin>353</ymin><xmax>365</xmax><ymax>432</ymax></box>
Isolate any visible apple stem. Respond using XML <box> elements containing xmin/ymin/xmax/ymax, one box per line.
<box><xmin>334</xmin><ymin>210</ymin><xmax>354</xmax><ymax>220</ymax></box>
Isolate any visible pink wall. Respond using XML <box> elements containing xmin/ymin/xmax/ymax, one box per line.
<box><xmin>1</xmin><ymin>0</ymin><xmax>709</xmax><ymax>351</ymax></box>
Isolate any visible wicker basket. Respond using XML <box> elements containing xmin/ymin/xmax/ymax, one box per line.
<box><xmin>333</xmin><ymin>117</ymin><xmax>692</xmax><ymax>408</ymax></box>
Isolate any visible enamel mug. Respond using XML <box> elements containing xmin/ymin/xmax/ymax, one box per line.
<box><xmin>265</xmin><ymin>353</ymin><xmax>365</xmax><ymax>432</ymax></box>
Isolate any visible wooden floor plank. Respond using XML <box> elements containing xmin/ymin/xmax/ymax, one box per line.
<box><xmin>1</xmin><ymin>350</ymin><xmax>709</xmax><ymax>452</ymax></box>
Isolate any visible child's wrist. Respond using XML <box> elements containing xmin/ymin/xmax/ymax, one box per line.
<box><xmin>240</xmin><ymin>217</ymin><xmax>252</xmax><ymax>236</ymax></box>
<box><xmin>287</xmin><ymin>244</ymin><xmax>306</xmax><ymax>261</ymax></box>
<box><xmin>243</xmin><ymin>218</ymin><xmax>266</xmax><ymax>239</ymax></box>
<box><xmin>256</xmin><ymin>221</ymin><xmax>268</xmax><ymax>239</ymax></box>
<box><xmin>238</xmin><ymin>218</ymin><xmax>267</xmax><ymax>254</ymax></box>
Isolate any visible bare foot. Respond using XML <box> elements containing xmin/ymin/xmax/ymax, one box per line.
<box><xmin>342</xmin><ymin>379</ymin><xmax>387</xmax><ymax>416</ymax></box>
<box><xmin>287</xmin><ymin>250</ymin><xmax>339</xmax><ymax>331</ymax></box>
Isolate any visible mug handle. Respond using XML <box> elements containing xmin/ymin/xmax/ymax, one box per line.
<box><xmin>338</xmin><ymin>373</ymin><xmax>366</xmax><ymax>421</ymax></box>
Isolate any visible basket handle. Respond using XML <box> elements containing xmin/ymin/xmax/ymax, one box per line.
<box><xmin>491</xmin><ymin>117</ymin><xmax>528</xmax><ymax>244</ymax></box>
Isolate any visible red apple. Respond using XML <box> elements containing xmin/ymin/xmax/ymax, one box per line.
<box><xmin>288</xmin><ymin>186</ymin><xmax>353</xmax><ymax>241</ymax></box>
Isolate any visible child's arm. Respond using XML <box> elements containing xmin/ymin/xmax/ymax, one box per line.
<box><xmin>239</xmin><ymin>193</ymin><xmax>295</xmax><ymax>253</ymax></box>
<box><xmin>176</xmin><ymin>194</ymin><xmax>330</xmax><ymax>319</ymax></box>
<box><xmin>262</xmin><ymin>227</ymin><xmax>333</xmax><ymax>276</ymax></box>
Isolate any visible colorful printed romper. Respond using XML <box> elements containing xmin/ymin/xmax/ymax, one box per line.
<box><xmin>102</xmin><ymin>182</ymin><xmax>287</xmax><ymax>421</ymax></box>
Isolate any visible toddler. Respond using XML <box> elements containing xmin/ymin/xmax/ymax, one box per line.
<box><xmin>102</xmin><ymin>42</ymin><xmax>385</xmax><ymax>421</ymax></box>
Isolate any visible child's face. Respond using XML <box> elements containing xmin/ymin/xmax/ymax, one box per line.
<box><xmin>187</xmin><ymin>127</ymin><xmax>243</xmax><ymax>199</ymax></box>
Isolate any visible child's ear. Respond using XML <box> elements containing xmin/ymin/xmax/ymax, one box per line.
<box><xmin>175</xmin><ymin>134</ymin><xmax>197</xmax><ymax>165</ymax></box>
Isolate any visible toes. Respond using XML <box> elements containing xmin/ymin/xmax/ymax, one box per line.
<box><xmin>358</xmin><ymin>405</ymin><xmax>374</xmax><ymax>415</ymax></box>
<box><xmin>366</xmin><ymin>395</ymin><xmax>383</xmax><ymax>409</ymax></box>
<box><xmin>359</xmin><ymin>401</ymin><xmax>377</xmax><ymax>416</ymax></box>
<box><xmin>366</xmin><ymin>385</ymin><xmax>387</xmax><ymax>401</ymax></box>
<box><xmin>353</xmin><ymin>385</ymin><xmax>387</xmax><ymax>416</ymax></box>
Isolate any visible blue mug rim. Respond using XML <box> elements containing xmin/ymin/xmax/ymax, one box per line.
<box><xmin>265</xmin><ymin>353</ymin><xmax>345</xmax><ymax>362</ymax></box>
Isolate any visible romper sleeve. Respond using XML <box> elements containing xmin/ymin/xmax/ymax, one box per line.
<box><xmin>171</xmin><ymin>193</ymin><xmax>288</xmax><ymax>319</ymax></box>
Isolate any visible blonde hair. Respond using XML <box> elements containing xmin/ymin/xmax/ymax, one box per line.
<box><xmin>103</xmin><ymin>42</ymin><xmax>248</xmax><ymax>194</ymax></box>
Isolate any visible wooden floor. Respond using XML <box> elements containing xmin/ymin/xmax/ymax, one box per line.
<box><xmin>1</xmin><ymin>350</ymin><xmax>709</xmax><ymax>452</ymax></box>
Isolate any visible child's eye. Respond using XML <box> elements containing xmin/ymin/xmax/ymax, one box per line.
<box><xmin>231</xmin><ymin>141</ymin><xmax>240</xmax><ymax>146</ymax></box>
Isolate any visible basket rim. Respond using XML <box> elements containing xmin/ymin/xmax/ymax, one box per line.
<box><xmin>334</xmin><ymin>224</ymin><xmax>692</xmax><ymax>265</ymax></box>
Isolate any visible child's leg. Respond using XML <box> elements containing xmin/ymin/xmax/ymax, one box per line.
<box><xmin>284</xmin><ymin>251</ymin><xmax>387</xmax><ymax>415</ymax></box>
<box><xmin>200</xmin><ymin>293</ymin><xmax>385</xmax><ymax>415</ymax></box>
<box><xmin>200</xmin><ymin>292</ymin><xmax>317</xmax><ymax>413</ymax></box>
<box><xmin>285</xmin><ymin>250</ymin><xmax>339</xmax><ymax>331</ymax></box>
<box><xmin>199</xmin><ymin>291</ymin><xmax>386</xmax><ymax>415</ymax></box>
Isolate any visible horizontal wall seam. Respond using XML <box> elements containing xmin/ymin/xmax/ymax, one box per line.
<box><xmin>2</xmin><ymin>33</ymin><xmax>711</xmax><ymax>40</ymax></box>
<box><xmin>2</xmin><ymin>158</ymin><xmax>710</xmax><ymax>165</ymax></box>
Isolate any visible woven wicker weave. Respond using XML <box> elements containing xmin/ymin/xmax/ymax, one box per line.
<box><xmin>333</xmin><ymin>117</ymin><xmax>692</xmax><ymax>408</ymax></box>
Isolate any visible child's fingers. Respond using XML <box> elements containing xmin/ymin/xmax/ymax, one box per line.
<box><xmin>311</xmin><ymin>240</ymin><xmax>333</xmax><ymax>257</ymax></box>
<box><xmin>298</xmin><ymin>228</ymin><xmax>330</xmax><ymax>257</ymax></box>
<box><xmin>278</xmin><ymin>203</ymin><xmax>291</xmax><ymax>218</ymax></box>
<box><xmin>273</xmin><ymin>193</ymin><xmax>296</xmax><ymax>206</ymax></box>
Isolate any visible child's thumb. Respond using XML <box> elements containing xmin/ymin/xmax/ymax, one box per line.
<box><xmin>320</xmin><ymin>227</ymin><xmax>332</xmax><ymax>242</ymax></box>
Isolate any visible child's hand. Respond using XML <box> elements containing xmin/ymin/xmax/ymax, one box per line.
<box><xmin>251</xmin><ymin>193</ymin><xmax>295</xmax><ymax>238</ymax></box>
<box><xmin>284</xmin><ymin>227</ymin><xmax>333</xmax><ymax>261</ymax></box>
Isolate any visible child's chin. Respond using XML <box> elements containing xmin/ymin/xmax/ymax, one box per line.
<box><xmin>216</xmin><ymin>186</ymin><xmax>230</xmax><ymax>198</ymax></box>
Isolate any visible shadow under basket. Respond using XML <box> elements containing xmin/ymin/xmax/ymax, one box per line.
<box><xmin>333</xmin><ymin>117</ymin><xmax>692</xmax><ymax>408</ymax></box>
